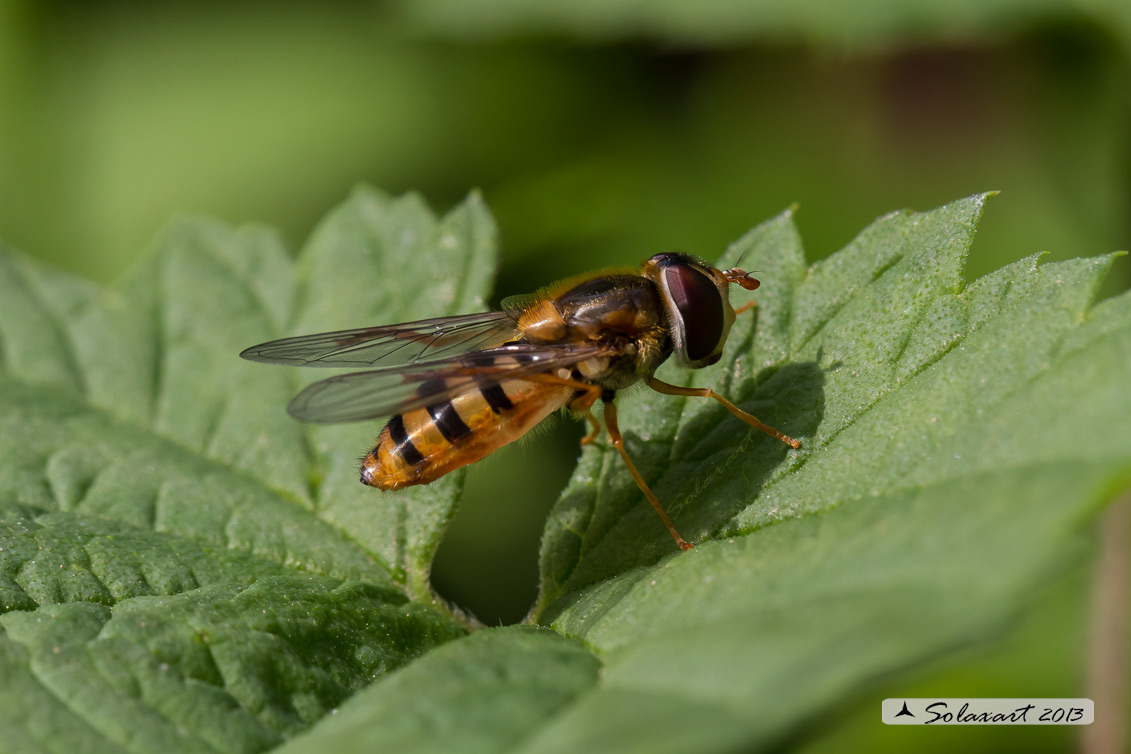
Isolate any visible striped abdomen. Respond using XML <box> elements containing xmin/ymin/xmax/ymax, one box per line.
<box><xmin>361</xmin><ymin>378</ymin><xmax>572</xmax><ymax>489</ymax></box>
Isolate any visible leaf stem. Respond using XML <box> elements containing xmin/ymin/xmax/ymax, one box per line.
<box><xmin>1082</xmin><ymin>493</ymin><xmax>1131</xmax><ymax>754</ymax></box>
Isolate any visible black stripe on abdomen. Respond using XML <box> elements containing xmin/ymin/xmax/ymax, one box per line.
<box><xmin>463</xmin><ymin>351</ymin><xmax>514</xmax><ymax>414</ymax></box>
<box><xmin>479</xmin><ymin>383</ymin><xmax>513</xmax><ymax>414</ymax></box>
<box><xmin>428</xmin><ymin>400</ymin><xmax>472</xmax><ymax>443</ymax></box>
<box><xmin>387</xmin><ymin>414</ymin><xmax>425</xmax><ymax>465</ymax></box>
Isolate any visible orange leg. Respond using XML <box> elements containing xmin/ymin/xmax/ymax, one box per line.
<box><xmin>733</xmin><ymin>300</ymin><xmax>757</xmax><ymax>316</ymax></box>
<box><xmin>647</xmin><ymin>377</ymin><xmax>801</xmax><ymax>449</ymax></box>
<box><xmin>580</xmin><ymin>410</ymin><xmax>601</xmax><ymax>446</ymax></box>
<box><xmin>603</xmin><ymin>396</ymin><xmax>692</xmax><ymax>551</ymax></box>
<box><xmin>527</xmin><ymin>372</ymin><xmax>691</xmax><ymax>550</ymax></box>
<box><xmin>525</xmin><ymin>372</ymin><xmax>603</xmax><ymax>446</ymax></box>
<box><xmin>526</xmin><ymin>372</ymin><xmax>602</xmax><ymax>408</ymax></box>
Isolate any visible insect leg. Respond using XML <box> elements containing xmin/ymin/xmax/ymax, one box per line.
<box><xmin>602</xmin><ymin>395</ymin><xmax>692</xmax><ymax>551</ymax></box>
<box><xmin>525</xmin><ymin>372</ymin><xmax>604</xmax><ymax>447</ymax></box>
<box><xmin>732</xmin><ymin>300</ymin><xmax>756</xmax><ymax>315</ymax></box>
<box><xmin>647</xmin><ymin>377</ymin><xmax>801</xmax><ymax>449</ymax></box>
<box><xmin>580</xmin><ymin>411</ymin><xmax>601</xmax><ymax>446</ymax></box>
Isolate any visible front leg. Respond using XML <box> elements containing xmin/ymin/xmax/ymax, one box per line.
<box><xmin>647</xmin><ymin>377</ymin><xmax>801</xmax><ymax>449</ymax></box>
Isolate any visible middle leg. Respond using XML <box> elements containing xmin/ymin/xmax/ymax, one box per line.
<box><xmin>602</xmin><ymin>393</ymin><xmax>692</xmax><ymax>551</ymax></box>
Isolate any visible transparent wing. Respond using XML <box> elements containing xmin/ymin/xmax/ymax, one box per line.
<box><xmin>286</xmin><ymin>342</ymin><xmax>607</xmax><ymax>424</ymax></box>
<box><xmin>239</xmin><ymin>311</ymin><xmax>520</xmax><ymax>369</ymax></box>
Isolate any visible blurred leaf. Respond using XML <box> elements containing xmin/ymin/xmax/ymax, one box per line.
<box><xmin>394</xmin><ymin>0</ymin><xmax>1131</xmax><ymax>47</ymax></box>
<box><xmin>0</xmin><ymin>188</ymin><xmax>494</xmax><ymax>752</ymax></box>
<box><xmin>0</xmin><ymin>6</ymin><xmax>457</xmax><ymax>284</ymax></box>
<box><xmin>794</xmin><ymin>562</ymin><xmax>1092</xmax><ymax>754</ymax></box>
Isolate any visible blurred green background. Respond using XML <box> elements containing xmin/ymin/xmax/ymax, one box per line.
<box><xmin>2</xmin><ymin>1</ymin><xmax>1127</xmax><ymax>750</ymax></box>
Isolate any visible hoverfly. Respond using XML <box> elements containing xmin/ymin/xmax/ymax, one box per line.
<box><xmin>240</xmin><ymin>252</ymin><xmax>800</xmax><ymax>550</ymax></box>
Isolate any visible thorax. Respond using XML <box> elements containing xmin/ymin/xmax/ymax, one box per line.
<box><xmin>518</xmin><ymin>274</ymin><xmax>672</xmax><ymax>389</ymax></box>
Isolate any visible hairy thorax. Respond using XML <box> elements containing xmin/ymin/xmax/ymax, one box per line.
<box><xmin>532</xmin><ymin>273</ymin><xmax>673</xmax><ymax>391</ymax></box>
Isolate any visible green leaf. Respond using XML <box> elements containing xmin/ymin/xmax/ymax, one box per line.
<box><xmin>2</xmin><ymin>190</ymin><xmax>1128</xmax><ymax>754</ymax></box>
<box><xmin>523</xmin><ymin>193</ymin><xmax>1131</xmax><ymax>751</ymax></box>
<box><xmin>276</xmin><ymin>627</ymin><xmax>601</xmax><ymax>754</ymax></box>
<box><xmin>0</xmin><ymin>187</ymin><xmax>493</xmax><ymax>752</ymax></box>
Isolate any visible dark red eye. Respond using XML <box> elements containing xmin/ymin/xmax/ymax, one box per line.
<box><xmin>664</xmin><ymin>264</ymin><xmax>723</xmax><ymax>361</ymax></box>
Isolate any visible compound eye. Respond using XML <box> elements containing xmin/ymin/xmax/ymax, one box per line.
<box><xmin>664</xmin><ymin>264</ymin><xmax>724</xmax><ymax>362</ymax></box>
